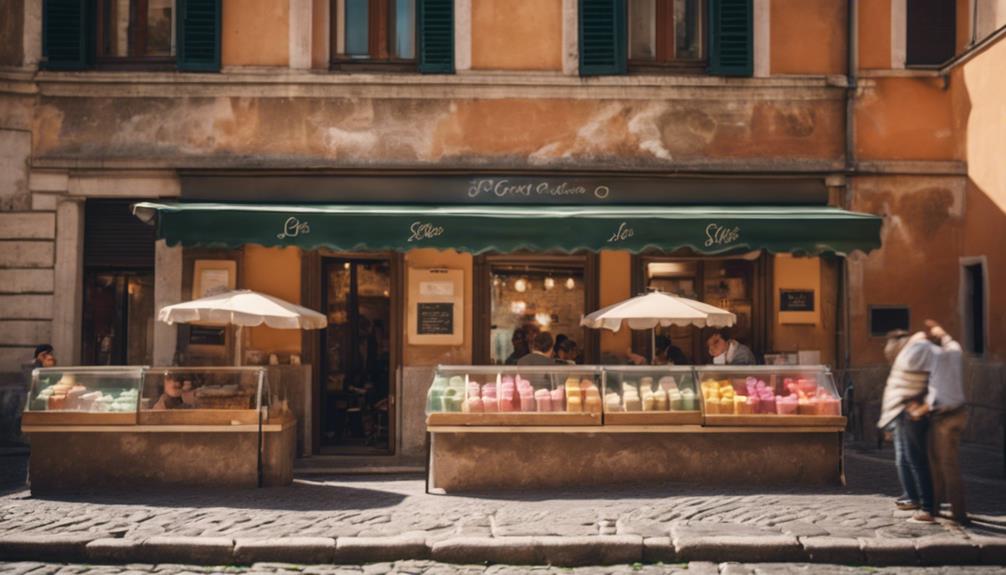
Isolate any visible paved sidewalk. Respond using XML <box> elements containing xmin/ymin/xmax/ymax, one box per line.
<box><xmin>0</xmin><ymin>447</ymin><xmax>1004</xmax><ymax>566</ymax></box>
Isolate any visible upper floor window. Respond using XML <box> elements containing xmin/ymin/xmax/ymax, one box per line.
<box><xmin>331</xmin><ymin>0</ymin><xmax>416</xmax><ymax>70</ymax></box>
<box><xmin>628</xmin><ymin>0</ymin><xmax>704</xmax><ymax>70</ymax></box>
<box><xmin>906</xmin><ymin>0</ymin><xmax>956</xmax><ymax>67</ymax></box>
<box><xmin>42</xmin><ymin>0</ymin><xmax>221</xmax><ymax>72</ymax></box>
<box><xmin>97</xmin><ymin>0</ymin><xmax>176</xmax><ymax>63</ymax></box>
<box><xmin>579</xmin><ymin>0</ymin><xmax>751</xmax><ymax>77</ymax></box>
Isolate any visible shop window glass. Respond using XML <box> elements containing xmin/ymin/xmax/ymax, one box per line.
<box><xmin>490</xmin><ymin>265</ymin><xmax>586</xmax><ymax>366</ymax></box>
<box><xmin>643</xmin><ymin>257</ymin><xmax>755</xmax><ymax>364</ymax></box>
<box><xmin>333</xmin><ymin>0</ymin><xmax>416</xmax><ymax>66</ymax></box>
<box><xmin>629</xmin><ymin>0</ymin><xmax>703</xmax><ymax>65</ymax></box>
<box><xmin>98</xmin><ymin>0</ymin><xmax>176</xmax><ymax>60</ymax></box>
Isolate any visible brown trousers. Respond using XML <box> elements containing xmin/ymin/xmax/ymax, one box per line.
<box><xmin>928</xmin><ymin>407</ymin><xmax>968</xmax><ymax>521</ymax></box>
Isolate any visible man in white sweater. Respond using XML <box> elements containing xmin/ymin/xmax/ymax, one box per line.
<box><xmin>906</xmin><ymin>320</ymin><xmax>968</xmax><ymax>524</ymax></box>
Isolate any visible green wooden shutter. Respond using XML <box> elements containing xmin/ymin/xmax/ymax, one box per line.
<box><xmin>418</xmin><ymin>0</ymin><xmax>454</xmax><ymax>74</ymax></box>
<box><xmin>708</xmin><ymin>0</ymin><xmax>753</xmax><ymax>76</ymax></box>
<box><xmin>42</xmin><ymin>0</ymin><xmax>89</xmax><ymax>70</ymax></box>
<box><xmin>178</xmin><ymin>0</ymin><xmax>221</xmax><ymax>72</ymax></box>
<box><xmin>579</xmin><ymin>0</ymin><xmax>626</xmax><ymax>76</ymax></box>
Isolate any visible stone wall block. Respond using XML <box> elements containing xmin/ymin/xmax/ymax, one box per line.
<box><xmin>0</xmin><ymin>213</ymin><xmax>55</xmax><ymax>239</ymax></box>
<box><xmin>0</xmin><ymin>241</ymin><xmax>53</xmax><ymax>268</ymax></box>
<box><xmin>0</xmin><ymin>320</ymin><xmax>51</xmax><ymax>345</ymax></box>
<box><xmin>0</xmin><ymin>295</ymin><xmax>53</xmax><ymax>319</ymax></box>
<box><xmin>0</xmin><ymin>269</ymin><xmax>54</xmax><ymax>293</ymax></box>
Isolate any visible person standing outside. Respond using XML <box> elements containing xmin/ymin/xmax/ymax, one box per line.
<box><xmin>908</xmin><ymin>320</ymin><xmax>968</xmax><ymax>524</ymax></box>
<box><xmin>878</xmin><ymin>329</ymin><xmax>938</xmax><ymax>522</ymax></box>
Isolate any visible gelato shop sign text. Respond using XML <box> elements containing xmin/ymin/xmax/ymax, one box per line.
<box><xmin>705</xmin><ymin>223</ymin><xmax>741</xmax><ymax>247</ymax></box>
<box><xmin>468</xmin><ymin>178</ymin><xmax>611</xmax><ymax>201</ymax></box>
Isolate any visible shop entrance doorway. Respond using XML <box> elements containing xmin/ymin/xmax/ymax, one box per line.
<box><xmin>320</xmin><ymin>257</ymin><xmax>394</xmax><ymax>454</ymax></box>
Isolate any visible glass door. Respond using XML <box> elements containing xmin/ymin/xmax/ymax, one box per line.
<box><xmin>321</xmin><ymin>258</ymin><xmax>393</xmax><ymax>454</ymax></box>
<box><xmin>82</xmin><ymin>271</ymin><xmax>155</xmax><ymax>366</ymax></box>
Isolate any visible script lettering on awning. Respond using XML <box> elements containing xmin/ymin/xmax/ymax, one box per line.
<box><xmin>607</xmin><ymin>222</ymin><xmax>635</xmax><ymax>243</ymax></box>
<box><xmin>277</xmin><ymin>217</ymin><xmax>310</xmax><ymax>239</ymax></box>
<box><xmin>467</xmin><ymin>178</ymin><xmax>611</xmax><ymax>201</ymax></box>
<box><xmin>705</xmin><ymin>223</ymin><xmax>741</xmax><ymax>247</ymax></box>
<box><xmin>409</xmin><ymin>221</ymin><xmax>444</xmax><ymax>242</ymax></box>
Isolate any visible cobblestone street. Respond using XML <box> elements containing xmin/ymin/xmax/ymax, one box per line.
<box><xmin>1</xmin><ymin>445</ymin><xmax>1004</xmax><ymax>567</ymax></box>
<box><xmin>2</xmin><ymin>449</ymin><xmax>1004</xmax><ymax>543</ymax></box>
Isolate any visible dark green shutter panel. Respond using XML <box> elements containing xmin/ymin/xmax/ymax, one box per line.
<box><xmin>418</xmin><ymin>0</ymin><xmax>454</xmax><ymax>74</ymax></box>
<box><xmin>579</xmin><ymin>0</ymin><xmax>626</xmax><ymax>76</ymax></box>
<box><xmin>42</xmin><ymin>0</ymin><xmax>88</xmax><ymax>70</ymax></box>
<box><xmin>178</xmin><ymin>0</ymin><xmax>221</xmax><ymax>72</ymax></box>
<box><xmin>709</xmin><ymin>0</ymin><xmax>753</xmax><ymax>76</ymax></box>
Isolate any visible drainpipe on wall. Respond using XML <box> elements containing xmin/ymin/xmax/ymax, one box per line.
<box><xmin>840</xmin><ymin>0</ymin><xmax>858</xmax><ymax>418</ymax></box>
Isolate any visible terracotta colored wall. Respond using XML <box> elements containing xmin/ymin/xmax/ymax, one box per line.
<box><xmin>855</xmin><ymin>77</ymin><xmax>960</xmax><ymax>161</ymax></box>
<box><xmin>848</xmin><ymin>176</ymin><xmax>967</xmax><ymax>366</ymax></box>
<box><xmin>403</xmin><ymin>249</ymin><xmax>473</xmax><ymax>366</ymax></box>
<box><xmin>858</xmin><ymin>0</ymin><xmax>891</xmax><ymax>70</ymax></box>
<box><xmin>770</xmin><ymin>0</ymin><xmax>846</xmax><ymax>75</ymax></box>
<box><xmin>471</xmin><ymin>0</ymin><xmax>563</xmax><ymax>71</ymax></box>
<box><xmin>598</xmin><ymin>251</ymin><xmax>632</xmax><ymax>359</ymax></box>
<box><xmin>243</xmin><ymin>246</ymin><xmax>303</xmax><ymax>354</ymax></box>
<box><xmin>222</xmin><ymin>0</ymin><xmax>289</xmax><ymax>67</ymax></box>
<box><xmin>962</xmin><ymin>38</ymin><xmax>1006</xmax><ymax>359</ymax></box>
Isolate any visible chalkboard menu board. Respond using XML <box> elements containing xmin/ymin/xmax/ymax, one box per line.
<box><xmin>417</xmin><ymin>303</ymin><xmax>454</xmax><ymax>335</ymax></box>
<box><xmin>780</xmin><ymin>290</ymin><xmax>815</xmax><ymax>312</ymax></box>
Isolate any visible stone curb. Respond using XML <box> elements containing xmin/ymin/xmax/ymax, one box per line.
<box><xmin>1</xmin><ymin>533</ymin><xmax>1003</xmax><ymax>566</ymax></box>
<box><xmin>0</xmin><ymin>533</ymin><xmax>104</xmax><ymax>563</ymax></box>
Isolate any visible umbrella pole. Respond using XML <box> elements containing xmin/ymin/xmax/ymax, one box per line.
<box><xmin>234</xmin><ymin>324</ymin><xmax>243</xmax><ymax>366</ymax></box>
<box><xmin>650</xmin><ymin>328</ymin><xmax>656</xmax><ymax>365</ymax></box>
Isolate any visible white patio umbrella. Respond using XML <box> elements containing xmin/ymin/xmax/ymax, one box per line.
<box><xmin>580</xmin><ymin>290</ymin><xmax>736</xmax><ymax>363</ymax></box>
<box><xmin>158</xmin><ymin>289</ymin><xmax>327</xmax><ymax>365</ymax></box>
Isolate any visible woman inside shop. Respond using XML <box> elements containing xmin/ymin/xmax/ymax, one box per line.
<box><xmin>706</xmin><ymin>329</ymin><xmax>757</xmax><ymax>365</ymax></box>
<box><xmin>555</xmin><ymin>338</ymin><xmax>579</xmax><ymax>365</ymax></box>
<box><xmin>627</xmin><ymin>335</ymin><xmax>691</xmax><ymax>366</ymax></box>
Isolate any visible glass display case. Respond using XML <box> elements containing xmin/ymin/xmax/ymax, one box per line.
<box><xmin>24</xmin><ymin>366</ymin><xmax>146</xmax><ymax>425</ymax></box>
<box><xmin>602</xmin><ymin>366</ymin><xmax>702</xmax><ymax>425</ymax></box>
<box><xmin>694</xmin><ymin>365</ymin><xmax>844</xmax><ymax>426</ymax></box>
<box><xmin>139</xmin><ymin>366</ymin><xmax>269</xmax><ymax>425</ymax></box>
<box><xmin>426</xmin><ymin>365</ymin><xmax>603</xmax><ymax>425</ymax></box>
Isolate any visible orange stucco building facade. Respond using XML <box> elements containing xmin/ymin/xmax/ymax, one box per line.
<box><xmin>0</xmin><ymin>0</ymin><xmax>1003</xmax><ymax>457</ymax></box>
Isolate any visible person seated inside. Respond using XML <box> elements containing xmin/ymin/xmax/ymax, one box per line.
<box><xmin>517</xmin><ymin>332</ymin><xmax>555</xmax><ymax>366</ymax></box>
<box><xmin>505</xmin><ymin>327</ymin><xmax>531</xmax><ymax>365</ymax></box>
<box><xmin>706</xmin><ymin>329</ymin><xmax>757</xmax><ymax>365</ymax></box>
<box><xmin>626</xmin><ymin>335</ymin><xmax>691</xmax><ymax>366</ymax></box>
<box><xmin>152</xmin><ymin>374</ymin><xmax>195</xmax><ymax>410</ymax></box>
<box><xmin>555</xmin><ymin>338</ymin><xmax>579</xmax><ymax>365</ymax></box>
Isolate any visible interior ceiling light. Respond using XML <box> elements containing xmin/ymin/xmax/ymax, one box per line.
<box><xmin>535</xmin><ymin>313</ymin><xmax>552</xmax><ymax>327</ymax></box>
<box><xmin>511</xmin><ymin>301</ymin><xmax>527</xmax><ymax>315</ymax></box>
<box><xmin>514</xmin><ymin>278</ymin><xmax>528</xmax><ymax>293</ymax></box>
<box><xmin>544</xmin><ymin>277</ymin><xmax>555</xmax><ymax>290</ymax></box>
<box><xmin>565</xmin><ymin>277</ymin><xmax>576</xmax><ymax>290</ymax></box>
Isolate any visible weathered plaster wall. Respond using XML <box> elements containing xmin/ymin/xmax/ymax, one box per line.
<box><xmin>311</xmin><ymin>0</ymin><xmax>330</xmax><ymax>69</ymax></box>
<box><xmin>855</xmin><ymin>77</ymin><xmax>961</xmax><ymax>161</ymax></box>
<box><xmin>471</xmin><ymin>0</ymin><xmax>563</xmax><ymax>71</ymax></box>
<box><xmin>858</xmin><ymin>0</ymin><xmax>891</xmax><ymax>70</ymax></box>
<box><xmin>848</xmin><ymin>175</ymin><xmax>967</xmax><ymax>366</ymax></box>
<box><xmin>771</xmin><ymin>255</ymin><xmax>838</xmax><ymax>367</ymax></box>
<box><xmin>222</xmin><ymin>0</ymin><xmax>289</xmax><ymax>67</ymax></box>
<box><xmin>32</xmin><ymin>92</ymin><xmax>845</xmax><ymax>169</ymax></box>
<box><xmin>770</xmin><ymin>0</ymin><xmax>846</xmax><ymax>76</ymax></box>
<box><xmin>243</xmin><ymin>246</ymin><xmax>303</xmax><ymax>355</ymax></box>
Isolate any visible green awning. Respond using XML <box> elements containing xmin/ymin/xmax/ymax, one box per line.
<box><xmin>133</xmin><ymin>202</ymin><xmax>883</xmax><ymax>256</ymax></box>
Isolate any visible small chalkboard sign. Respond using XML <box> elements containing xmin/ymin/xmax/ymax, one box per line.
<box><xmin>417</xmin><ymin>302</ymin><xmax>454</xmax><ymax>335</ymax></box>
<box><xmin>780</xmin><ymin>290</ymin><xmax>815</xmax><ymax>312</ymax></box>
<box><xmin>189</xmin><ymin>325</ymin><xmax>226</xmax><ymax>346</ymax></box>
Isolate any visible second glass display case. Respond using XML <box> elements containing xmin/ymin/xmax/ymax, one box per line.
<box><xmin>695</xmin><ymin>365</ymin><xmax>843</xmax><ymax>426</ymax></box>
<box><xmin>139</xmin><ymin>367</ymin><xmax>268</xmax><ymax>425</ymax></box>
<box><xmin>602</xmin><ymin>366</ymin><xmax>702</xmax><ymax>425</ymax></box>
<box><xmin>426</xmin><ymin>365</ymin><xmax>603</xmax><ymax>425</ymax></box>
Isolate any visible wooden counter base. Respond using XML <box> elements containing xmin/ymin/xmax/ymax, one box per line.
<box><xmin>23</xmin><ymin>418</ymin><xmax>296</xmax><ymax>494</ymax></box>
<box><xmin>429</xmin><ymin>427</ymin><xmax>843</xmax><ymax>491</ymax></box>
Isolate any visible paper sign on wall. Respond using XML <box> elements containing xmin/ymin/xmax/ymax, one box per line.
<box><xmin>408</xmin><ymin>268</ymin><xmax>464</xmax><ymax>346</ymax></box>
